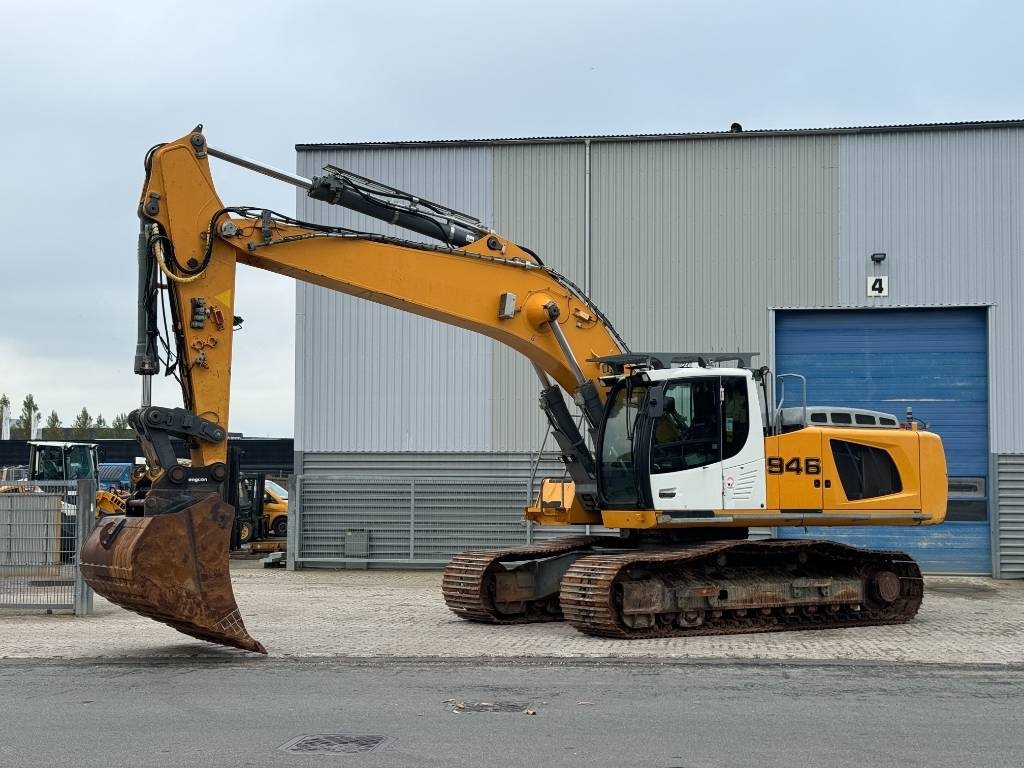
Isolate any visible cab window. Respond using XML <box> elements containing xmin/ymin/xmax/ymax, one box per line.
<box><xmin>599</xmin><ymin>382</ymin><xmax>648</xmax><ymax>504</ymax></box>
<box><xmin>651</xmin><ymin>379</ymin><xmax>720</xmax><ymax>474</ymax></box>
<box><xmin>35</xmin><ymin>447</ymin><xmax>65</xmax><ymax>481</ymax></box>
<box><xmin>66</xmin><ymin>445</ymin><xmax>96</xmax><ymax>480</ymax></box>
<box><xmin>721</xmin><ymin>376</ymin><xmax>750</xmax><ymax>461</ymax></box>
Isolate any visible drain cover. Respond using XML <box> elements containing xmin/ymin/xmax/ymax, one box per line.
<box><xmin>278</xmin><ymin>734</ymin><xmax>392</xmax><ymax>754</ymax></box>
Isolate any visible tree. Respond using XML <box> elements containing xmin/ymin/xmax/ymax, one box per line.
<box><xmin>14</xmin><ymin>394</ymin><xmax>39</xmax><ymax>440</ymax></box>
<box><xmin>94</xmin><ymin>413</ymin><xmax>108</xmax><ymax>436</ymax></box>
<box><xmin>110</xmin><ymin>412</ymin><xmax>133</xmax><ymax>437</ymax></box>
<box><xmin>71</xmin><ymin>407</ymin><xmax>93</xmax><ymax>439</ymax></box>
<box><xmin>44</xmin><ymin>410</ymin><xmax>62</xmax><ymax>440</ymax></box>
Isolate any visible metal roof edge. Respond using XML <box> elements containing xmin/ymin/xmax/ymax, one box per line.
<box><xmin>767</xmin><ymin>302</ymin><xmax>996</xmax><ymax>311</ymax></box>
<box><xmin>296</xmin><ymin>119</ymin><xmax>1024</xmax><ymax>151</ymax></box>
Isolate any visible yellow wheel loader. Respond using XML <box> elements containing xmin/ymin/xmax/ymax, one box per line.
<box><xmin>81</xmin><ymin>127</ymin><xmax>947</xmax><ymax>653</ymax></box>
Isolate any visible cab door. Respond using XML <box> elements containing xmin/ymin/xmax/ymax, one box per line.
<box><xmin>648</xmin><ymin>377</ymin><xmax>723</xmax><ymax>511</ymax></box>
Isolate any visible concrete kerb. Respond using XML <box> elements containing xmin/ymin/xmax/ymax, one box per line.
<box><xmin>1</xmin><ymin>562</ymin><xmax>1021</xmax><ymax>664</ymax></box>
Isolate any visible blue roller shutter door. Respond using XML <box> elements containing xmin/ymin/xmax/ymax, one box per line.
<box><xmin>774</xmin><ymin>308</ymin><xmax>989</xmax><ymax>574</ymax></box>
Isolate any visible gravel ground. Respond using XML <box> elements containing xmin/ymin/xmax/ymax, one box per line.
<box><xmin>1</xmin><ymin>562</ymin><xmax>1021</xmax><ymax>663</ymax></box>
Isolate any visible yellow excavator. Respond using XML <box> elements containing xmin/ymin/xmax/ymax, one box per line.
<box><xmin>80</xmin><ymin>127</ymin><xmax>947</xmax><ymax>653</ymax></box>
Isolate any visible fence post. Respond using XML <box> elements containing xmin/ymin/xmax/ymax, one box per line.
<box><xmin>74</xmin><ymin>479</ymin><xmax>95</xmax><ymax>615</ymax></box>
<box><xmin>286</xmin><ymin>473</ymin><xmax>298</xmax><ymax>571</ymax></box>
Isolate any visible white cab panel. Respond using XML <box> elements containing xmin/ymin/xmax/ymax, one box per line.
<box><xmin>651</xmin><ymin>464</ymin><xmax>723</xmax><ymax>511</ymax></box>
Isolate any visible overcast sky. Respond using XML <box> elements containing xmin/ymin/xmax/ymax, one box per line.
<box><xmin>0</xmin><ymin>0</ymin><xmax>1020</xmax><ymax>436</ymax></box>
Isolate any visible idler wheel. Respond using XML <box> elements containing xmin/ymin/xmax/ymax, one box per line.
<box><xmin>871</xmin><ymin>571</ymin><xmax>901</xmax><ymax>603</ymax></box>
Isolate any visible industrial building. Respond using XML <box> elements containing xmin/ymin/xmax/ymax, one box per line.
<box><xmin>291</xmin><ymin>119</ymin><xmax>1023</xmax><ymax>577</ymax></box>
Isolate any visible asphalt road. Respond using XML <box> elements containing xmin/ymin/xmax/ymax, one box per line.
<box><xmin>0</xmin><ymin>658</ymin><xmax>1021</xmax><ymax>768</ymax></box>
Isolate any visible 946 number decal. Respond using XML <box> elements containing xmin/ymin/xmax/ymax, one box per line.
<box><xmin>766</xmin><ymin>456</ymin><xmax>821</xmax><ymax>475</ymax></box>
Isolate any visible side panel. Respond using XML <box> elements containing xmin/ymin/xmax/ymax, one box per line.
<box><xmin>820</xmin><ymin>428</ymin><xmax>922</xmax><ymax>513</ymax></box>
<box><xmin>765</xmin><ymin>431</ymin><xmax>823</xmax><ymax>511</ymax></box>
<box><xmin>721</xmin><ymin>377</ymin><xmax>767</xmax><ymax>510</ymax></box>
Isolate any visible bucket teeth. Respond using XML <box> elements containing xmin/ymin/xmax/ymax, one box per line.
<box><xmin>80</xmin><ymin>494</ymin><xmax>266</xmax><ymax>654</ymax></box>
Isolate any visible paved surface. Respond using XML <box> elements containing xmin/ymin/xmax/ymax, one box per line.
<box><xmin>1</xmin><ymin>563</ymin><xmax>1022</xmax><ymax>662</ymax></box>
<box><xmin>0</xmin><ymin>659</ymin><xmax>1021</xmax><ymax>768</ymax></box>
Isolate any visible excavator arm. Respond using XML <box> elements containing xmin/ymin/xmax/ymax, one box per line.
<box><xmin>82</xmin><ymin>127</ymin><xmax>627</xmax><ymax>652</ymax></box>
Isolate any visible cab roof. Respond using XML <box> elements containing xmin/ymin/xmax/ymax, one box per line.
<box><xmin>643</xmin><ymin>366</ymin><xmax>753</xmax><ymax>382</ymax></box>
<box><xmin>591</xmin><ymin>352</ymin><xmax>758</xmax><ymax>374</ymax></box>
<box><xmin>30</xmin><ymin>441</ymin><xmax>98</xmax><ymax>449</ymax></box>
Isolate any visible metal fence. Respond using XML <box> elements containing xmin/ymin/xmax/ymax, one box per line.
<box><xmin>288</xmin><ymin>475</ymin><xmax>588</xmax><ymax>569</ymax></box>
<box><xmin>0</xmin><ymin>479</ymin><xmax>95</xmax><ymax>613</ymax></box>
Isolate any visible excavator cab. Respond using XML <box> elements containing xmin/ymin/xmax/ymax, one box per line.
<box><xmin>593</xmin><ymin>356</ymin><xmax>945</xmax><ymax>528</ymax></box>
<box><xmin>596</xmin><ymin>361</ymin><xmax>766</xmax><ymax>513</ymax></box>
<box><xmin>29</xmin><ymin>442</ymin><xmax>99</xmax><ymax>483</ymax></box>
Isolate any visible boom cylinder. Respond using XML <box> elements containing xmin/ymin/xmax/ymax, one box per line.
<box><xmin>307</xmin><ymin>174</ymin><xmax>484</xmax><ymax>246</ymax></box>
<box><xmin>207</xmin><ymin>141</ymin><xmax>485</xmax><ymax>248</ymax></box>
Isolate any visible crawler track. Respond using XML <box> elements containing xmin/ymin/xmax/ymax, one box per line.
<box><xmin>442</xmin><ymin>537</ymin><xmax>596</xmax><ymax>623</ymax></box>
<box><xmin>559</xmin><ymin>539</ymin><xmax>923</xmax><ymax>638</ymax></box>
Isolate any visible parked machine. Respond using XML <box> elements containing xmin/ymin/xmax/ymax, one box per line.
<box><xmin>27</xmin><ymin>442</ymin><xmax>99</xmax><ymax>484</ymax></box>
<box><xmin>262</xmin><ymin>479</ymin><xmax>288</xmax><ymax>538</ymax></box>
<box><xmin>80</xmin><ymin>128</ymin><xmax>947</xmax><ymax>654</ymax></box>
<box><xmin>0</xmin><ymin>442</ymin><xmax>105</xmax><ymax>560</ymax></box>
<box><xmin>8</xmin><ymin>442</ymin><xmax>130</xmax><ymax>516</ymax></box>
<box><xmin>224</xmin><ymin>446</ymin><xmax>268</xmax><ymax>546</ymax></box>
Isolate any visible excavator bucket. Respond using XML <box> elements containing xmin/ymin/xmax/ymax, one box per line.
<box><xmin>79</xmin><ymin>494</ymin><xmax>266</xmax><ymax>654</ymax></box>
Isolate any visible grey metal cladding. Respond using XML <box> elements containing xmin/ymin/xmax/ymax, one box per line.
<box><xmin>994</xmin><ymin>454</ymin><xmax>1024</xmax><ymax>578</ymax></box>
<box><xmin>491</xmin><ymin>143</ymin><xmax>589</xmax><ymax>452</ymax></box>
<box><xmin>301</xmin><ymin>451</ymin><xmax>562</xmax><ymax>477</ymax></box>
<box><xmin>294</xmin><ymin>452</ymin><xmax>588</xmax><ymax>565</ymax></box>
<box><xmin>294</xmin><ymin>147</ymin><xmax>494</xmax><ymax>452</ymax></box>
<box><xmin>589</xmin><ymin>135</ymin><xmax>839</xmax><ymax>366</ymax></box>
<box><xmin>838</xmin><ymin>128</ymin><xmax>1024</xmax><ymax>451</ymax></box>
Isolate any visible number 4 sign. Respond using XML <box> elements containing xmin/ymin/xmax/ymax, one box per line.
<box><xmin>867</xmin><ymin>275</ymin><xmax>889</xmax><ymax>297</ymax></box>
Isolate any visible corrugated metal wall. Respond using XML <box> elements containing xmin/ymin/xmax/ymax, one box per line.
<box><xmin>491</xmin><ymin>143</ymin><xmax>588</xmax><ymax>451</ymax></box>
<box><xmin>838</xmin><ymin>128</ymin><xmax>1024</xmax><ymax>452</ymax></box>
<box><xmin>301</xmin><ymin>451</ymin><xmax>561</xmax><ymax>478</ymax></box>
<box><xmin>294</xmin><ymin>147</ymin><xmax>495</xmax><ymax>452</ymax></box>
<box><xmin>994</xmin><ymin>454</ymin><xmax>1024</xmax><ymax>578</ymax></box>
<box><xmin>590</xmin><ymin>136</ymin><xmax>840</xmax><ymax>360</ymax></box>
